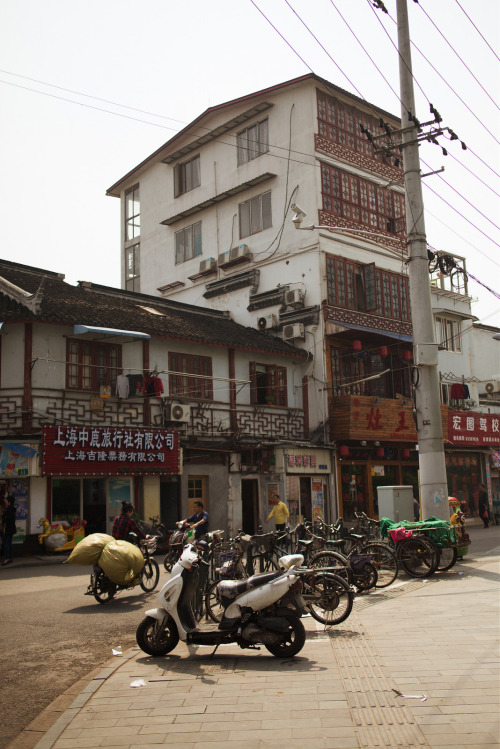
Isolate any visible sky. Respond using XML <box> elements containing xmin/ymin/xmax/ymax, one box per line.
<box><xmin>0</xmin><ymin>0</ymin><xmax>499</xmax><ymax>326</ymax></box>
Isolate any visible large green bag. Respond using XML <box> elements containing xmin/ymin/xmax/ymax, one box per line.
<box><xmin>66</xmin><ymin>533</ymin><xmax>114</xmax><ymax>566</ymax></box>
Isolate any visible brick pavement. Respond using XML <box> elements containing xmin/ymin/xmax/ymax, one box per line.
<box><xmin>13</xmin><ymin>525</ymin><xmax>500</xmax><ymax>749</ymax></box>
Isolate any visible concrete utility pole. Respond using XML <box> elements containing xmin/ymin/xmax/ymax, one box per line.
<box><xmin>396</xmin><ymin>0</ymin><xmax>449</xmax><ymax>521</ymax></box>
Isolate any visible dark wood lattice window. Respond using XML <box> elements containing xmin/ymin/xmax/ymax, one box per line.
<box><xmin>250</xmin><ymin>362</ymin><xmax>287</xmax><ymax>406</ymax></box>
<box><xmin>169</xmin><ymin>352</ymin><xmax>213</xmax><ymax>399</ymax></box>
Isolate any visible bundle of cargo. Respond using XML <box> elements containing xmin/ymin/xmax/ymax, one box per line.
<box><xmin>67</xmin><ymin>532</ymin><xmax>144</xmax><ymax>586</ymax></box>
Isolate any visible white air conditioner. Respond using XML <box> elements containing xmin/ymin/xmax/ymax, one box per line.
<box><xmin>199</xmin><ymin>257</ymin><xmax>216</xmax><ymax>273</ymax></box>
<box><xmin>484</xmin><ymin>379</ymin><xmax>500</xmax><ymax>395</ymax></box>
<box><xmin>229</xmin><ymin>244</ymin><xmax>251</xmax><ymax>261</ymax></box>
<box><xmin>285</xmin><ymin>289</ymin><xmax>304</xmax><ymax>308</ymax></box>
<box><xmin>217</xmin><ymin>250</ymin><xmax>230</xmax><ymax>266</ymax></box>
<box><xmin>164</xmin><ymin>402</ymin><xmax>190</xmax><ymax>422</ymax></box>
<box><xmin>257</xmin><ymin>314</ymin><xmax>278</xmax><ymax>331</ymax></box>
<box><xmin>283</xmin><ymin>323</ymin><xmax>305</xmax><ymax>341</ymax></box>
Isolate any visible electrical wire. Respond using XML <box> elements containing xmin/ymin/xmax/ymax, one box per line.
<box><xmin>453</xmin><ymin>0</ymin><xmax>500</xmax><ymax>63</ymax></box>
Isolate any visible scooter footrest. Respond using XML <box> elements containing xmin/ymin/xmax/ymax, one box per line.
<box><xmin>218</xmin><ymin>617</ymin><xmax>239</xmax><ymax>631</ymax></box>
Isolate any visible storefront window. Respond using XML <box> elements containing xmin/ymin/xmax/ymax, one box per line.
<box><xmin>446</xmin><ymin>453</ymin><xmax>481</xmax><ymax>517</ymax></box>
<box><xmin>52</xmin><ymin>478</ymin><xmax>80</xmax><ymax>523</ymax></box>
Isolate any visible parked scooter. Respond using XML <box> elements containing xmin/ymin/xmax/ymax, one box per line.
<box><xmin>136</xmin><ymin>543</ymin><xmax>308</xmax><ymax>658</ymax></box>
<box><xmin>162</xmin><ymin>521</ymin><xmax>194</xmax><ymax>572</ymax></box>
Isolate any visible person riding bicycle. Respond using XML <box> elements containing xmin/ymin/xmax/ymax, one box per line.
<box><xmin>111</xmin><ymin>501</ymin><xmax>148</xmax><ymax>542</ymax></box>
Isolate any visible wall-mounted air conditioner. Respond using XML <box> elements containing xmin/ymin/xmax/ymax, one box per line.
<box><xmin>199</xmin><ymin>258</ymin><xmax>216</xmax><ymax>273</ymax></box>
<box><xmin>217</xmin><ymin>250</ymin><xmax>230</xmax><ymax>266</ymax></box>
<box><xmin>283</xmin><ymin>323</ymin><xmax>305</xmax><ymax>341</ymax></box>
<box><xmin>257</xmin><ymin>314</ymin><xmax>278</xmax><ymax>331</ymax></box>
<box><xmin>484</xmin><ymin>379</ymin><xmax>500</xmax><ymax>395</ymax></box>
<box><xmin>229</xmin><ymin>244</ymin><xmax>251</xmax><ymax>261</ymax></box>
<box><xmin>285</xmin><ymin>289</ymin><xmax>304</xmax><ymax>308</ymax></box>
<box><xmin>164</xmin><ymin>402</ymin><xmax>190</xmax><ymax>422</ymax></box>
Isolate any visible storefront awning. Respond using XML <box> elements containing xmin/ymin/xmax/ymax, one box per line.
<box><xmin>328</xmin><ymin>320</ymin><xmax>412</xmax><ymax>343</ymax></box>
<box><xmin>73</xmin><ymin>325</ymin><xmax>151</xmax><ymax>339</ymax></box>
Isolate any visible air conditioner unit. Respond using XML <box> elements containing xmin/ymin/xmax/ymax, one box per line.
<box><xmin>229</xmin><ymin>244</ymin><xmax>251</xmax><ymax>261</ymax></box>
<box><xmin>257</xmin><ymin>314</ymin><xmax>278</xmax><ymax>331</ymax></box>
<box><xmin>217</xmin><ymin>250</ymin><xmax>230</xmax><ymax>266</ymax></box>
<box><xmin>484</xmin><ymin>380</ymin><xmax>500</xmax><ymax>395</ymax></box>
<box><xmin>199</xmin><ymin>257</ymin><xmax>216</xmax><ymax>273</ymax></box>
<box><xmin>284</xmin><ymin>289</ymin><xmax>304</xmax><ymax>308</ymax></box>
<box><xmin>164</xmin><ymin>402</ymin><xmax>190</xmax><ymax>422</ymax></box>
<box><xmin>283</xmin><ymin>323</ymin><xmax>305</xmax><ymax>341</ymax></box>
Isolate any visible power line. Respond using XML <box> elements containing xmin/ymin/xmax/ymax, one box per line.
<box><xmin>453</xmin><ymin>0</ymin><xmax>500</xmax><ymax>63</ymax></box>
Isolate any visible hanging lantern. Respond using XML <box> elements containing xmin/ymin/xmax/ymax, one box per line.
<box><xmin>379</xmin><ymin>346</ymin><xmax>388</xmax><ymax>357</ymax></box>
<box><xmin>339</xmin><ymin>445</ymin><xmax>350</xmax><ymax>457</ymax></box>
<box><xmin>352</xmin><ymin>340</ymin><xmax>362</xmax><ymax>351</ymax></box>
<box><xmin>376</xmin><ymin>447</ymin><xmax>385</xmax><ymax>458</ymax></box>
<box><xmin>401</xmin><ymin>448</ymin><xmax>410</xmax><ymax>459</ymax></box>
<box><xmin>402</xmin><ymin>350</ymin><xmax>412</xmax><ymax>361</ymax></box>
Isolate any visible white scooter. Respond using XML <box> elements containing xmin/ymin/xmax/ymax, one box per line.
<box><xmin>136</xmin><ymin>543</ymin><xmax>308</xmax><ymax>658</ymax></box>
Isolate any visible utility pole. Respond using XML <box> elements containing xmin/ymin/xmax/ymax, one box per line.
<box><xmin>396</xmin><ymin>0</ymin><xmax>449</xmax><ymax>521</ymax></box>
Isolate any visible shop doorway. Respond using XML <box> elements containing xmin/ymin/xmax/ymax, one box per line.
<box><xmin>300</xmin><ymin>477</ymin><xmax>312</xmax><ymax>521</ymax></box>
<box><xmin>82</xmin><ymin>479</ymin><xmax>107</xmax><ymax>535</ymax></box>
<box><xmin>242</xmin><ymin>479</ymin><xmax>258</xmax><ymax>534</ymax></box>
<box><xmin>340</xmin><ymin>464</ymin><xmax>369</xmax><ymax>521</ymax></box>
<box><xmin>51</xmin><ymin>477</ymin><xmax>107</xmax><ymax>534</ymax></box>
<box><xmin>160</xmin><ymin>478</ymin><xmax>180</xmax><ymax>530</ymax></box>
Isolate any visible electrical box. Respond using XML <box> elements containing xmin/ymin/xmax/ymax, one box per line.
<box><xmin>377</xmin><ymin>485</ymin><xmax>415</xmax><ymax>523</ymax></box>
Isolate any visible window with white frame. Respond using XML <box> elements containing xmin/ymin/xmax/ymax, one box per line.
<box><xmin>435</xmin><ymin>316</ymin><xmax>462</xmax><ymax>352</ymax></box>
<box><xmin>174</xmin><ymin>154</ymin><xmax>200</xmax><ymax>197</ymax></box>
<box><xmin>125</xmin><ymin>185</ymin><xmax>140</xmax><ymax>240</ymax></box>
<box><xmin>175</xmin><ymin>222</ymin><xmax>202</xmax><ymax>264</ymax></box>
<box><xmin>126</xmin><ymin>243</ymin><xmax>140</xmax><ymax>291</ymax></box>
<box><xmin>237</xmin><ymin>118</ymin><xmax>269</xmax><ymax>165</ymax></box>
<box><xmin>239</xmin><ymin>191</ymin><xmax>272</xmax><ymax>239</ymax></box>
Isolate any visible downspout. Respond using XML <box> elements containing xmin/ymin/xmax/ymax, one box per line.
<box><xmin>23</xmin><ymin>322</ymin><xmax>33</xmax><ymax>433</ymax></box>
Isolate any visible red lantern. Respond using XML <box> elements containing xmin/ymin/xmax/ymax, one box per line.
<box><xmin>376</xmin><ymin>447</ymin><xmax>385</xmax><ymax>458</ymax></box>
<box><xmin>339</xmin><ymin>445</ymin><xmax>350</xmax><ymax>457</ymax></box>
<box><xmin>402</xmin><ymin>448</ymin><xmax>410</xmax><ymax>459</ymax></box>
<box><xmin>379</xmin><ymin>346</ymin><xmax>388</xmax><ymax>357</ymax></box>
<box><xmin>402</xmin><ymin>350</ymin><xmax>412</xmax><ymax>361</ymax></box>
<box><xmin>352</xmin><ymin>340</ymin><xmax>362</xmax><ymax>351</ymax></box>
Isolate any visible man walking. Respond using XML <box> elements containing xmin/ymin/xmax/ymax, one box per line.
<box><xmin>268</xmin><ymin>496</ymin><xmax>289</xmax><ymax>531</ymax></box>
<box><xmin>478</xmin><ymin>484</ymin><xmax>490</xmax><ymax>529</ymax></box>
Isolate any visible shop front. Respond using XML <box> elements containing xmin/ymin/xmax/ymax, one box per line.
<box><xmin>0</xmin><ymin>442</ymin><xmax>39</xmax><ymax>546</ymax></box>
<box><xmin>42</xmin><ymin>425</ymin><xmax>181</xmax><ymax>534</ymax></box>
<box><xmin>278</xmin><ymin>448</ymin><xmax>332</xmax><ymax>525</ymax></box>
<box><xmin>447</xmin><ymin>410</ymin><xmax>500</xmax><ymax>517</ymax></box>
<box><xmin>332</xmin><ymin>395</ymin><xmax>449</xmax><ymax>521</ymax></box>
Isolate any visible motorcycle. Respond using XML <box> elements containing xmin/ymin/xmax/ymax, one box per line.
<box><xmin>87</xmin><ymin>535</ymin><xmax>160</xmax><ymax>604</ymax></box>
<box><xmin>138</xmin><ymin>516</ymin><xmax>170</xmax><ymax>554</ymax></box>
<box><xmin>136</xmin><ymin>543</ymin><xmax>308</xmax><ymax>658</ymax></box>
<box><xmin>162</xmin><ymin>521</ymin><xmax>194</xmax><ymax>572</ymax></box>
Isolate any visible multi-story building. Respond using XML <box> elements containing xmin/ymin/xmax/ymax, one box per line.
<box><xmin>107</xmin><ymin>72</ymin><xmax>444</xmax><ymax>521</ymax></box>
<box><xmin>0</xmin><ymin>258</ymin><xmax>312</xmax><ymax>549</ymax></box>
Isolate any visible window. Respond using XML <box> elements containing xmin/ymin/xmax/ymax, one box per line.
<box><xmin>326</xmin><ymin>255</ymin><xmax>410</xmax><ymax>321</ymax></box>
<box><xmin>169</xmin><ymin>352</ymin><xmax>213</xmax><ymax>399</ymax></box>
<box><xmin>187</xmin><ymin>476</ymin><xmax>207</xmax><ymax>518</ymax></box>
<box><xmin>237</xmin><ymin>118</ymin><xmax>269</xmax><ymax>165</ymax></box>
<box><xmin>250</xmin><ymin>363</ymin><xmax>287</xmax><ymax>406</ymax></box>
<box><xmin>317</xmin><ymin>90</ymin><xmax>402</xmax><ymax>169</ymax></box>
<box><xmin>126</xmin><ymin>243</ymin><xmax>140</xmax><ymax>291</ymax></box>
<box><xmin>175</xmin><ymin>221</ymin><xmax>202</xmax><ymax>264</ymax></box>
<box><xmin>125</xmin><ymin>185</ymin><xmax>140</xmax><ymax>240</ymax></box>
<box><xmin>67</xmin><ymin>339</ymin><xmax>121</xmax><ymax>392</ymax></box>
<box><xmin>330</xmin><ymin>348</ymin><xmax>410</xmax><ymax>399</ymax></box>
<box><xmin>174</xmin><ymin>154</ymin><xmax>200</xmax><ymax>197</ymax></box>
<box><xmin>321</xmin><ymin>163</ymin><xmax>405</xmax><ymax>237</ymax></box>
<box><xmin>435</xmin><ymin>316</ymin><xmax>462</xmax><ymax>352</ymax></box>
<box><xmin>239</xmin><ymin>192</ymin><xmax>272</xmax><ymax>238</ymax></box>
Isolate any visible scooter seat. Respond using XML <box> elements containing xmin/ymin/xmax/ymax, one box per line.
<box><xmin>219</xmin><ymin>571</ymin><xmax>281</xmax><ymax>601</ymax></box>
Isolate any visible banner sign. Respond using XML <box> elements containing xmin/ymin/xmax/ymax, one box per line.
<box><xmin>42</xmin><ymin>425</ymin><xmax>180</xmax><ymax>476</ymax></box>
<box><xmin>448</xmin><ymin>411</ymin><xmax>500</xmax><ymax>446</ymax></box>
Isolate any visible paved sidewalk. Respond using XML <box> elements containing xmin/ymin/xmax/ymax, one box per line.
<box><xmin>11</xmin><ymin>526</ymin><xmax>500</xmax><ymax>749</ymax></box>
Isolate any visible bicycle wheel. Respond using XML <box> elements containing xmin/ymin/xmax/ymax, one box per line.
<box><xmin>249</xmin><ymin>551</ymin><xmax>279</xmax><ymax>575</ymax></box>
<box><xmin>360</xmin><ymin>542</ymin><xmax>398</xmax><ymax>588</ymax></box>
<box><xmin>306</xmin><ymin>572</ymin><xmax>354</xmax><ymax>625</ymax></box>
<box><xmin>397</xmin><ymin>536</ymin><xmax>438</xmax><ymax>578</ymax></box>
<box><xmin>310</xmin><ymin>549</ymin><xmax>350</xmax><ymax>585</ymax></box>
<box><xmin>436</xmin><ymin>545</ymin><xmax>458</xmax><ymax>571</ymax></box>
<box><xmin>351</xmin><ymin>561</ymin><xmax>378</xmax><ymax>591</ymax></box>
<box><xmin>205</xmin><ymin>580</ymin><xmax>224</xmax><ymax>623</ymax></box>
<box><xmin>140</xmin><ymin>559</ymin><xmax>160</xmax><ymax>592</ymax></box>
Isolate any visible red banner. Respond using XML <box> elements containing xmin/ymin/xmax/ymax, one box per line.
<box><xmin>448</xmin><ymin>411</ymin><xmax>500</xmax><ymax>446</ymax></box>
<box><xmin>42</xmin><ymin>425</ymin><xmax>181</xmax><ymax>476</ymax></box>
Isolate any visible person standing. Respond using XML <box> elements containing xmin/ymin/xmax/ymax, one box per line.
<box><xmin>478</xmin><ymin>484</ymin><xmax>490</xmax><ymax>529</ymax></box>
<box><xmin>1</xmin><ymin>496</ymin><xmax>16</xmax><ymax>566</ymax></box>
<box><xmin>267</xmin><ymin>496</ymin><xmax>289</xmax><ymax>531</ymax></box>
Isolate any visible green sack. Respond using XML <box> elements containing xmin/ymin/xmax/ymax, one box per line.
<box><xmin>66</xmin><ymin>533</ymin><xmax>114</xmax><ymax>566</ymax></box>
<box><xmin>98</xmin><ymin>539</ymin><xmax>144</xmax><ymax>586</ymax></box>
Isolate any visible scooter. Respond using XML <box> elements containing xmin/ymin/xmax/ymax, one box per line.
<box><xmin>162</xmin><ymin>521</ymin><xmax>193</xmax><ymax>572</ymax></box>
<box><xmin>136</xmin><ymin>543</ymin><xmax>308</xmax><ymax>658</ymax></box>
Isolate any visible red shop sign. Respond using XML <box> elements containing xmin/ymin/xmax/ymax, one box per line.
<box><xmin>42</xmin><ymin>425</ymin><xmax>181</xmax><ymax>476</ymax></box>
<box><xmin>448</xmin><ymin>411</ymin><xmax>500</xmax><ymax>446</ymax></box>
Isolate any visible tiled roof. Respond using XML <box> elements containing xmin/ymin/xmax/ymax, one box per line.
<box><xmin>0</xmin><ymin>259</ymin><xmax>310</xmax><ymax>360</ymax></box>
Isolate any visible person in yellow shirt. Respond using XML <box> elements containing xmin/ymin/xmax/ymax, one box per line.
<box><xmin>267</xmin><ymin>496</ymin><xmax>289</xmax><ymax>531</ymax></box>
